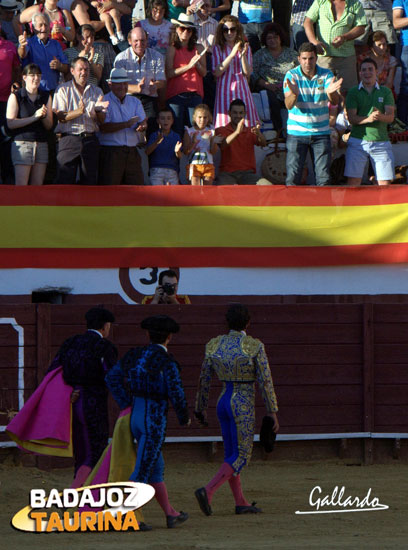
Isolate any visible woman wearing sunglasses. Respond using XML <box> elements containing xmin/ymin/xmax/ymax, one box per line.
<box><xmin>165</xmin><ymin>13</ymin><xmax>206</xmax><ymax>137</ymax></box>
<box><xmin>212</xmin><ymin>15</ymin><xmax>259</xmax><ymax>128</ymax></box>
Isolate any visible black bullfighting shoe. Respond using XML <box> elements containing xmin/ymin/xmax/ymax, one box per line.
<box><xmin>166</xmin><ymin>511</ymin><xmax>189</xmax><ymax>528</ymax></box>
<box><xmin>194</xmin><ymin>487</ymin><xmax>212</xmax><ymax>516</ymax></box>
<box><xmin>138</xmin><ymin>521</ymin><xmax>153</xmax><ymax>531</ymax></box>
<box><xmin>235</xmin><ymin>502</ymin><xmax>262</xmax><ymax>514</ymax></box>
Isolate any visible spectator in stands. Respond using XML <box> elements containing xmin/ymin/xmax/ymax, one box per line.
<box><xmin>6</xmin><ymin>63</ymin><xmax>52</xmax><ymax>185</ymax></box>
<box><xmin>345</xmin><ymin>57</ymin><xmax>395</xmax><ymax>186</ymax></box>
<box><xmin>98</xmin><ymin>67</ymin><xmax>147</xmax><ymax>184</ymax></box>
<box><xmin>65</xmin><ymin>25</ymin><xmax>104</xmax><ymax>86</ymax></box>
<box><xmin>213</xmin><ymin>15</ymin><xmax>258</xmax><ymax>128</ymax></box>
<box><xmin>53</xmin><ymin>57</ymin><xmax>109</xmax><ymax>184</ymax></box>
<box><xmin>145</xmin><ymin>107</ymin><xmax>183</xmax><ymax>185</ymax></box>
<box><xmin>0</xmin><ymin>17</ymin><xmax>20</xmax><ymax>184</ymax></box>
<box><xmin>114</xmin><ymin>26</ymin><xmax>166</xmax><ymax>134</ymax></box>
<box><xmin>187</xmin><ymin>0</ymin><xmax>217</xmax><ymax>110</ymax></box>
<box><xmin>18</xmin><ymin>13</ymin><xmax>69</xmax><ymax>92</ymax></box>
<box><xmin>165</xmin><ymin>13</ymin><xmax>206</xmax><ymax>138</ymax></box>
<box><xmin>90</xmin><ymin>0</ymin><xmax>125</xmax><ymax>46</ymax></box>
<box><xmin>356</xmin><ymin>0</ymin><xmax>396</xmax><ymax>54</ymax></box>
<box><xmin>208</xmin><ymin>0</ymin><xmax>230</xmax><ymax>21</ymax></box>
<box><xmin>357</xmin><ymin>30</ymin><xmax>397</xmax><ymax>90</ymax></box>
<box><xmin>283</xmin><ymin>42</ymin><xmax>342</xmax><ymax>186</ymax></box>
<box><xmin>304</xmin><ymin>0</ymin><xmax>366</xmax><ymax>93</ymax></box>
<box><xmin>393</xmin><ymin>0</ymin><xmax>408</xmax><ymax>123</ymax></box>
<box><xmin>0</xmin><ymin>0</ymin><xmax>22</xmax><ymax>46</ymax></box>
<box><xmin>17</xmin><ymin>0</ymin><xmax>75</xmax><ymax>50</ymax></box>
<box><xmin>140</xmin><ymin>0</ymin><xmax>173</xmax><ymax>56</ymax></box>
<box><xmin>291</xmin><ymin>0</ymin><xmax>314</xmax><ymax>51</ymax></box>
<box><xmin>142</xmin><ymin>269</ymin><xmax>191</xmax><ymax>304</ymax></box>
<box><xmin>70</xmin><ymin>0</ymin><xmax>132</xmax><ymax>42</ymax></box>
<box><xmin>183</xmin><ymin>103</ymin><xmax>218</xmax><ymax>185</ymax></box>
<box><xmin>215</xmin><ymin>98</ymin><xmax>270</xmax><ymax>185</ymax></box>
<box><xmin>168</xmin><ymin>0</ymin><xmax>187</xmax><ymax>23</ymax></box>
<box><xmin>187</xmin><ymin>0</ymin><xmax>217</xmax><ymax>50</ymax></box>
<box><xmin>236</xmin><ymin>0</ymin><xmax>272</xmax><ymax>54</ymax></box>
<box><xmin>252</xmin><ymin>22</ymin><xmax>298</xmax><ymax>133</ymax></box>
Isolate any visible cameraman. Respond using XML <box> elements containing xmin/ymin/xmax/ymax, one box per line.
<box><xmin>142</xmin><ymin>269</ymin><xmax>191</xmax><ymax>305</ymax></box>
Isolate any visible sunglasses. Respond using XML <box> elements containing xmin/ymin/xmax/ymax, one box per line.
<box><xmin>223</xmin><ymin>26</ymin><xmax>237</xmax><ymax>33</ymax></box>
<box><xmin>179</xmin><ymin>26</ymin><xmax>193</xmax><ymax>32</ymax></box>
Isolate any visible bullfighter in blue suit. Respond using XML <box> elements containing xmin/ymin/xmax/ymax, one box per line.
<box><xmin>194</xmin><ymin>304</ymin><xmax>279</xmax><ymax>516</ymax></box>
<box><xmin>105</xmin><ymin>315</ymin><xmax>190</xmax><ymax>529</ymax></box>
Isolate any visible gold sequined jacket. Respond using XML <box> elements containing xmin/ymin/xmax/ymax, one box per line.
<box><xmin>195</xmin><ymin>330</ymin><xmax>278</xmax><ymax>413</ymax></box>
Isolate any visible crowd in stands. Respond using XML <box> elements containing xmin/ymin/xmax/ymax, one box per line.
<box><xmin>0</xmin><ymin>0</ymin><xmax>406</xmax><ymax>186</ymax></box>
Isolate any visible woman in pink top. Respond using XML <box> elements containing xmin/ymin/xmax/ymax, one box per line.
<box><xmin>165</xmin><ymin>13</ymin><xmax>206</xmax><ymax>137</ymax></box>
<box><xmin>212</xmin><ymin>15</ymin><xmax>258</xmax><ymax>128</ymax></box>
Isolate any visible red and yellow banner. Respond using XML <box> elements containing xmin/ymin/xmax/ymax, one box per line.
<box><xmin>2</xmin><ymin>185</ymin><xmax>408</xmax><ymax>268</ymax></box>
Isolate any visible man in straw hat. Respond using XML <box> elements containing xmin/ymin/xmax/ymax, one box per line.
<box><xmin>106</xmin><ymin>315</ymin><xmax>191</xmax><ymax>529</ymax></box>
<box><xmin>98</xmin><ymin>66</ymin><xmax>147</xmax><ymax>184</ymax></box>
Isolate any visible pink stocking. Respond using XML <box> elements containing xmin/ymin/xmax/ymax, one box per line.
<box><xmin>205</xmin><ymin>462</ymin><xmax>234</xmax><ymax>503</ymax></box>
<box><xmin>228</xmin><ymin>474</ymin><xmax>249</xmax><ymax>506</ymax></box>
<box><xmin>70</xmin><ymin>465</ymin><xmax>91</xmax><ymax>489</ymax></box>
<box><xmin>151</xmin><ymin>481</ymin><xmax>178</xmax><ymax>517</ymax></box>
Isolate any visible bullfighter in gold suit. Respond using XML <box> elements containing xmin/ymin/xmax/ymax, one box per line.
<box><xmin>194</xmin><ymin>304</ymin><xmax>279</xmax><ymax>516</ymax></box>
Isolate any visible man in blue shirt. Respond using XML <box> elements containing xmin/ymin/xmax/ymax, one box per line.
<box><xmin>283</xmin><ymin>42</ymin><xmax>342</xmax><ymax>186</ymax></box>
<box><xmin>17</xmin><ymin>12</ymin><xmax>68</xmax><ymax>92</ymax></box>
<box><xmin>98</xmin><ymin>67</ymin><xmax>147</xmax><ymax>185</ymax></box>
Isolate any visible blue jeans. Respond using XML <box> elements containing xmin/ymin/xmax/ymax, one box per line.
<box><xmin>242</xmin><ymin>22</ymin><xmax>268</xmax><ymax>54</ymax></box>
<box><xmin>292</xmin><ymin>22</ymin><xmax>308</xmax><ymax>52</ymax></box>
<box><xmin>167</xmin><ymin>92</ymin><xmax>203</xmax><ymax>138</ymax></box>
<box><xmin>286</xmin><ymin>134</ymin><xmax>331</xmax><ymax>186</ymax></box>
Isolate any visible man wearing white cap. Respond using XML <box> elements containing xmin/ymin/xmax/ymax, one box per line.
<box><xmin>98</xmin><ymin>67</ymin><xmax>147</xmax><ymax>185</ymax></box>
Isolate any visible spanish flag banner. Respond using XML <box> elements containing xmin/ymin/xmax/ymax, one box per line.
<box><xmin>2</xmin><ymin>185</ymin><xmax>408</xmax><ymax>268</ymax></box>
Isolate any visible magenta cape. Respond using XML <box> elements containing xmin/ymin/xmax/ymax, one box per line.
<box><xmin>6</xmin><ymin>366</ymin><xmax>73</xmax><ymax>457</ymax></box>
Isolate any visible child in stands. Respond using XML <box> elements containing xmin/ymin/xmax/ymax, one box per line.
<box><xmin>183</xmin><ymin>103</ymin><xmax>220</xmax><ymax>185</ymax></box>
<box><xmin>145</xmin><ymin>108</ymin><xmax>183</xmax><ymax>185</ymax></box>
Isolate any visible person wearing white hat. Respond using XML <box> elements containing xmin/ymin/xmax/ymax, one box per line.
<box><xmin>97</xmin><ymin>66</ymin><xmax>147</xmax><ymax>185</ymax></box>
<box><xmin>165</xmin><ymin>12</ymin><xmax>206</xmax><ymax>137</ymax></box>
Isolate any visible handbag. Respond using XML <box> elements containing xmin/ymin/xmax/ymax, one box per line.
<box><xmin>259</xmin><ymin>415</ymin><xmax>277</xmax><ymax>453</ymax></box>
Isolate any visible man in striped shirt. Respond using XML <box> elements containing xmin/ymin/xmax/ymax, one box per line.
<box><xmin>283</xmin><ymin>42</ymin><xmax>342</xmax><ymax>186</ymax></box>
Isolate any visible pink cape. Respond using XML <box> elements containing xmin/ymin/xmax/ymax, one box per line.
<box><xmin>6</xmin><ymin>366</ymin><xmax>73</xmax><ymax>457</ymax></box>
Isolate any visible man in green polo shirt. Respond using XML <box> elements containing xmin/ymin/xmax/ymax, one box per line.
<box><xmin>304</xmin><ymin>0</ymin><xmax>366</xmax><ymax>92</ymax></box>
<box><xmin>345</xmin><ymin>57</ymin><xmax>395</xmax><ymax>186</ymax></box>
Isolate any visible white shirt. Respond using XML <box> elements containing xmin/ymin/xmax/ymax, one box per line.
<box><xmin>98</xmin><ymin>91</ymin><xmax>146</xmax><ymax>146</ymax></box>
